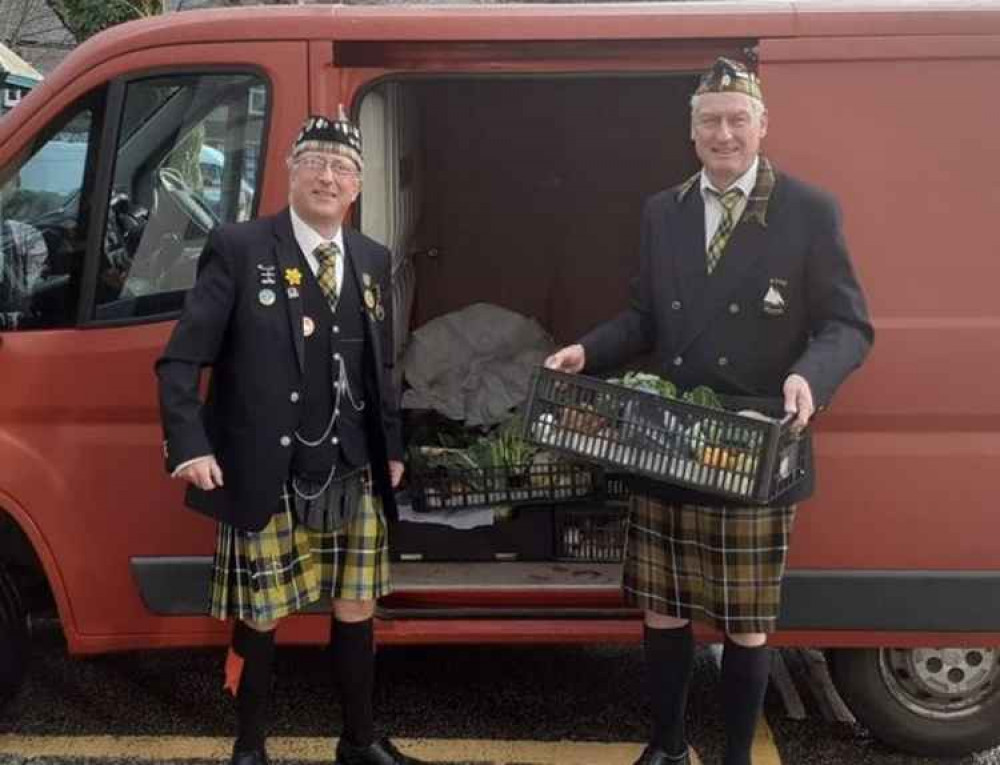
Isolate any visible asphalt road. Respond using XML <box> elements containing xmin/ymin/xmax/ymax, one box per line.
<box><xmin>1</xmin><ymin>637</ymin><xmax>998</xmax><ymax>765</ymax></box>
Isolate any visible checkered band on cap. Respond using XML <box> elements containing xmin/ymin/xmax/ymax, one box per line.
<box><xmin>292</xmin><ymin>114</ymin><xmax>363</xmax><ymax>168</ymax></box>
<box><xmin>695</xmin><ymin>57</ymin><xmax>763</xmax><ymax>103</ymax></box>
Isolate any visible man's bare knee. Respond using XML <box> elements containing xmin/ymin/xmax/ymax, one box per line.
<box><xmin>333</xmin><ymin>599</ymin><xmax>375</xmax><ymax>623</ymax></box>
<box><xmin>727</xmin><ymin>632</ymin><xmax>767</xmax><ymax>648</ymax></box>
<box><xmin>645</xmin><ymin>611</ymin><xmax>690</xmax><ymax>630</ymax></box>
<box><xmin>241</xmin><ymin>618</ymin><xmax>279</xmax><ymax>633</ymax></box>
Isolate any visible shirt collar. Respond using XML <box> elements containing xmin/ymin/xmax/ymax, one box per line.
<box><xmin>677</xmin><ymin>154</ymin><xmax>776</xmax><ymax>227</ymax></box>
<box><xmin>699</xmin><ymin>155</ymin><xmax>759</xmax><ymax>199</ymax></box>
<box><xmin>289</xmin><ymin>207</ymin><xmax>344</xmax><ymax>259</ymax></box>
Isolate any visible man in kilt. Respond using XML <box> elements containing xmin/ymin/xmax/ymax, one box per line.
<box><xmin>546</xmin><ymin>58</ymin><xmax>873</xmax><ymax>765</ymax></box>
<box><xmin>156</xmin><ymin>113</ymin><xmax>425</xmax><ymax>765</ymax></box>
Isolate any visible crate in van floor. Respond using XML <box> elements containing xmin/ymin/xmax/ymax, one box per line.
<box><xmin>524</xmin><ymin>367</ymin><xmax>809</xmax><ymax>505</ymax></box>
<box><xmin>390</xmin><ymin>502</ymin><xmax>627</xmax><ymax>563</ymax></box>
<box><xmin>391</xmin><ymin>504</ymin><xmax>554</xmax><ymax>562</ymax></box>
<box><xmin>554</xmin><ymin>504</ymin><xmax>627</xmax><ymax>563</ymax></box>
<box><xmin>407</xmin><ymin>460</ymin><xmax>604</xmax><ymax>512</ymax></box>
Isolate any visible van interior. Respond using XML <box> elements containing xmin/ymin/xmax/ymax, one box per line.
<box><xmin>358</xmin><ymin>75</ymin><xmax>702</xmax><ymax>576</ymax></box>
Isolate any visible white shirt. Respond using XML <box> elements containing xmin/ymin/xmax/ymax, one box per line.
<box><xmin>289</xmin><ymin>207</ymin><xmax>345</xmax><ymax>288</ymax></box>
<box><xmin>699</xmin><ymin>156</ymin><xmax>759</xmax><ymax>250</ymax></box>
<box><xmin>172</xmin><ymin>210</ymin><xmax>346</xmax><ymax>478</ymax></box>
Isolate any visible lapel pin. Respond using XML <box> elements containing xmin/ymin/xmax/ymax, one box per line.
<box><xmin>287</xmin><ymin>287</ymin><xmax>299</xmax><ymax>300</ymax></box>
<box><xmin>259</xmin><ymin>288</ymin><xmax>276</xmax><ymax>307</ymax></box>
<box><xmin>285</xmin><ymin>267</ymin><xmax>303</xmax><ymax>287</ymax></box>
<box><xmin>303</xmin><ymin>316</ymin><xmax>315</xmax><ymax>337</ymax></box>
<box><xmin>257</xmin><ymin>263</ymin><xmax>278</xmax><ymax>286</ymax></box>
<box><xmin>762</xmin><ymin>279</ymin><xmax>787</xmax><ymax>315</ymax></box>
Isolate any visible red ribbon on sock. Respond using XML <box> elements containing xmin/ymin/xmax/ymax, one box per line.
<box><xmin>223</xmin><ymin>647</ymin><xmax>245</xmax><ymax>696</ymax></box>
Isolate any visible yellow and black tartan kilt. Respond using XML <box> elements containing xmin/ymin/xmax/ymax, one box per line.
<box><xmin>622</xmin><ymin>493</ymin><xmax>796</xmax><ymax>634</ymax></box>
<box><xmin>209</xmin><ymin>469</ymin><xmax>391</xmax><ymax>623</ymax></box>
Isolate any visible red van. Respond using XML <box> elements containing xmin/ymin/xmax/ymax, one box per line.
<box><xmin>0</xmin><ymin>2</ymin><xmax>998</xmax><ymax>757</ymax></box>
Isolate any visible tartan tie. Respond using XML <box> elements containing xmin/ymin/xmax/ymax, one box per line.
<box><xmin>706</xmin><ymin>188</ymin><xmax>744</xmax><ymax>274</ymax></box>
<box><xmin>313</xmin><ymin>241</ymin><xmax>341</xmax><ymax>306</ymax></box>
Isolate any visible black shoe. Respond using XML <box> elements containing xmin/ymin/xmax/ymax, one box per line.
<box><xmin>335</xmin><ymin>737</ymin><xmax>427</xmax><ymax>765</ymax></box>
<box><xmin>633</xmin><ymin>745</ymin><xmax>691</xmax><ymax>765</ymax></box>
<box><xmin>230</xmin><ymin>747</ymin><xmax>269</xmax><ymax>765</ymax></box>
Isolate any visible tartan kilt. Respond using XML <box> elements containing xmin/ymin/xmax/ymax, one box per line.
<box><xmin>622</xmin><ymin>493</ymin><xmax>796</xmax><ymax>634</ymax></box>
<box><xmin>209</xmin><ymin>468</ymin><xmax>391</xmax><ymax>623</ymax></box>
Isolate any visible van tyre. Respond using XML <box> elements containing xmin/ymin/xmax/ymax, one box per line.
<box><xmin>0</xmin><ymin>565</ymin><xmax>29</xmax><ymax>706</ymax></box>
<box><xmin>829</xmin><ymin>647</ymin><xmax>1000</xmax><ymax>757</ymax></box>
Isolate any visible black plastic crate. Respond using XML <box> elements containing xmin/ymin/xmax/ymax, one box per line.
<box><xmin>390</xmin><ymin>505</ymin><xmax>554</xmax><ymax>562</ymax></box>
<box><xmin>407</xmin><ymin>461</ymin><xmax>600</xmax><ymax>513</ymax></box>
<box><xmin>524</xmin><ymin>367</ymin><xmax>809</xmax><ymax>504</ymax></box>
<box><xmin>554</xmin><ymin>505</ymin><xmax>627</xmax><ymax>562</ymax></box>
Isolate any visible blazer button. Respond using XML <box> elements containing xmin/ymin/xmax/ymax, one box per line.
<box><xmin>671</xmin><ymin>300</ymin><xmax>682</xmax><ymax>311</ymax></box>
<box><xmin>673</xmin><ymin>356</ymin><xmax>683</xmax><ymax>367</ymax></box>
<box><xmin>728</xmin><ymin>303</ymin><xmax>740</xmax><ymax>314</ymax></box>
<box><xmin>279</xmin><ymin>435</ymin><xmax>291</xmax><ymax>447</ymax></box>
<box><xmin>717</xmin><ymin>356</ymin><xmax>729</xmax><ymax>367</ymax></box>
<box><xmin>331</xmin><ymin>436</ymin><xmax>339</xmax><ymax>445</ymax></box>
<box><xmin>333</xmin><ymin>325</ymin><xmax>340</xmax><ymax>334</ymax></box>
<box><xmin>333</xmin><ymin>352</ymin><xmax>342</xmax><ymax>361</ymax></box>
<box><xmin>290</xmin><ymin>391</ymin><xmax>300</xmax><ymax>403</ymax></box>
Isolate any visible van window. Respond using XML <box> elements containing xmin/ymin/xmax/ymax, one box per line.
<box><xmin>0</xmin><ymin>98</ymin><xmax>100</xmax><ymax>331</ymax></box>
<box><xmin>94</xmin><ymin>74</ymin><xmax>267</xmax><ymax>321</ymax></box>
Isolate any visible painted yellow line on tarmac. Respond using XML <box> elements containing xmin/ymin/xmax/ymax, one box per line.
<box><xmin>754</xmin><ymin>719</ymin><xmax>783</xmax><ymax>765</ymax></box>
<box><xmin>0</xmin><ymin>724</ymin><xmax>783</xmax><ymax>764</ymax></box>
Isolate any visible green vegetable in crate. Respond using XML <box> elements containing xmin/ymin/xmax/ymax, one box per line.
<box><xmin>608</xmin><ymin>371</ymin><xmax>679</xmax><ymax>400</ymax></box>
<box><xmin>681</xmin><ymin>385</ymin><xmax>723</xmax><ymax>410</ymax></box>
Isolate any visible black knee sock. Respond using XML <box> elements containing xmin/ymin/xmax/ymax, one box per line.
<box><xmin>644</xmin><ymin>622</ymin><xmax>694</xmax><ymax>758</ymax></box>
<box><xmin>232</xmin><ymin>621</ymin><xmax>277</xmax><ymax>754</ymax></box>
<box><xmin>331</xmin><ymin>617</ymin><xmax>376</xmax><ymax>748</ymax></box>
<box><xmin>721</xmin><ymin>639</ymin><xmax>772</xmax><ymax>765</ymax></box>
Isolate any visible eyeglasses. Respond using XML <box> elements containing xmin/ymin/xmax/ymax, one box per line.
<box><xmin>294</xmin><ymin>154</ymin><xmax>361</xmax><ymax>179</ymax></box>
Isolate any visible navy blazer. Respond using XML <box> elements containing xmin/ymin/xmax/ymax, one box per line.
<box><xmin>581</xmin><ymin>161</ymin><xmax>873</xmax><ymax>505</ymax></box>
<box><xmin>156</xmin><ymin>209</ymin><xmax>403</xmax><ymax>531</ymax></box>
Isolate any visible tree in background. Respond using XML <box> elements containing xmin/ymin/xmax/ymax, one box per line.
<box><xmin>45</xmin><ymin>0</ymin><xmax>165</xmax><ymax>43</ymax></box>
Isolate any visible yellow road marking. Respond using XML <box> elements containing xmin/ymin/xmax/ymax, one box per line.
<box><xmin>753</xmin><ymin>719</ymin><xmax>783</xmax><ymax>765</ymax></box>
<box><xmin>4</xmin><ymin>737</ymin><xmax>640</xmax><ymax>763</ymax></box>
<box><xmin>0</xmin><ymin>724</ymin><xmax>783</xmax><ymax>764</ymax></box>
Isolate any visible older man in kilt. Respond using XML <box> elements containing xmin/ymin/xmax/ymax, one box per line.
<box><xmin>157</xmin><ymin>114</ymin><xmax>425</xmax><ymax>765</ymax></box>
<box><xmin>547</xmin><ymin>58</ymin><xmax>873</xmax><ymax>765</ymax></box>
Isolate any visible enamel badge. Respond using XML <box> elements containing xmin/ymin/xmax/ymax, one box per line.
<box><xmin>257</xmin><ymin>264</ymin><xmax>277</xmax><ymax>286</ymax></box>
<box><xmin>259</xmin><ymin>288</ymin><xmax>276</xmax><ymax>306</ymax></box>
<box><xmin>361</xmin><ymin>271</ymin><xmax>385</xmax><ymax>321</ymax></box>
<box><xmin>762</xmin><ymin>278</ymin><xmax>788</xmax><ymax>315</ymax></box>
<box><xmin>303</xmin><ymin>316</ymin><xmax>315</xmax><ymax>337</ymax></box>
<box><xmin>285</xmin><ymin>268</ymin><xmax>303</xmax><ymax>287</ymax></box>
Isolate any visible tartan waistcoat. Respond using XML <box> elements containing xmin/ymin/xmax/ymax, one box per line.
<box><xmin>290</xmin><ymin>256</ymin><xmax>369</xmax><ymax>478</ymax></box>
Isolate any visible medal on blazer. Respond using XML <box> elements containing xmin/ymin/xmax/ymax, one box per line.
<box><xmin>303</xmin><ymin>316</ymin><xmax>315</xmax><ymax>337</ymax></box>
<box><xmin>362</xmin><ymin>272</ymin><xmax>385</xmax><ymax>321</ymax></box>
<box><xmin>258</xmin><ymin>288</ymin><xmax>276</xmax><ymax>306</ymax></box>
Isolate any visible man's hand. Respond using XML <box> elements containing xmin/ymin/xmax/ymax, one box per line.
<box><xmin>782</xmin><ymin>374</ymin><xmax>815</xmax><ymax>431</ymax></box>
<box><xmin>175</xmin><ymin>455</ymin><xmax>224</xmax><ymax>491</ymax></box>
<box><xmin>389</xmin><ymin>460</ymin><xmax>405</xmax><ymax>488</ymax></box>
<box><xmin>545</xmin><ymin>344</ymin><xmax>586</xmax><ymax>374</ymax></box>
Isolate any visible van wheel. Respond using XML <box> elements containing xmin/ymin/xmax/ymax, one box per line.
<box><xmin>0</xmin><ymin>565</ymin><xmax>29</xmax><ymax>705</ymax></box>
<box><xmin>829</xmin><ymin>647</ymin><xmax>1000</xmax><ymax>757</ymax></box>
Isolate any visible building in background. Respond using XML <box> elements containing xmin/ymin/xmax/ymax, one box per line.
<box><xmin>0</xmin><ymin>43</ymin><xmax>42</xmax><ymax>115</ymax></box>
